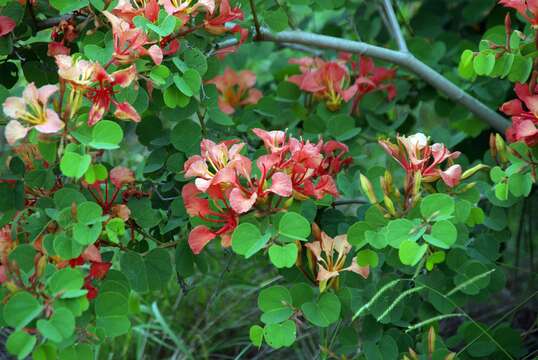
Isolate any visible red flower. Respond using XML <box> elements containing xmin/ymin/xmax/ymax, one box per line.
<box><xmin>103</xmin><ymin>11</ymin><xmax>163</xmax><ymax>65</ymax></box>
<box><xmin>204</xmin><ymin>0</ymin><xmax>244</xmax><ymax>34</ymax></box>
<box><xmin>182</xmin><ymin>184</ymin><xmax>238</xmax><ymax>254</ymax></box>
<box><xmin>288</xmin><ymin>57</ymin><xmax>358</xmax><ymax>111</ymax></box>
<box><xmin>89</xmin><ymin>262</ymin><xmax>112</xmax><ymax>280</ymax></box>
<box><xmin>0</xmin><ymin>16</ymin><xmax>16</xmax><ymax>37</ymax></box>
<box><xmin>500</xmin><ymin>82</ymin><xmax>538</xmax><ymax>146</ymax></box>
<box><xmin>499</xmin><ymin>0</ymin><xmax>538</xmax><ymax>27</ymax></box>
<box><xmin>379</xmin><ymin>133</ymin><xmax>462</xmax><ymax>188</ymax></box>
<box><xmin>206</xmin><ymin>68</ymin><xmax>262</xmax><ymax>114</ymax></box>
<box><xmin>350</xmin><ymin>56</ymin><xmax>396</xmax><ymax>112</ymax></box>
<box><xmin>86</xmin><ymin>64</ymin><xmax>140</xmax><ymax>125</ymax></box>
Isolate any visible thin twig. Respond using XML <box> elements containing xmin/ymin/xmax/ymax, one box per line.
<box><xmin>248</xmin><ymin>0</ymin><xmax>262</xmax><ymax>40</ymax></box>
<box><xmin>380</xmin><ymin>0</ymin><xmax>408</xmax><ymax>52</ymax></box>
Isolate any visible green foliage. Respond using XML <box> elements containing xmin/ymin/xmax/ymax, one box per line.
<box><xmin>0</xmin><ymin>0</ymin><xmax>534</xmax><ymax>358</ymax></box>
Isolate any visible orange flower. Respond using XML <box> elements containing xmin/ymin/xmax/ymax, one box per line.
<box><xmin>206</xmin><ymin>67</ymin><xmax>262</xmax><ymax>114</ymax></box>
<box><xmin>305</xmin><ymin>232</ymin><xmax>369</xmax><ymax>292</ymax></box>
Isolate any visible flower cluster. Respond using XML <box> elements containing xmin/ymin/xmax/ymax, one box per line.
<box><xmin>500</xmin><ymin>82</ymin><xmax>538</xmax><ymax>146</ymax></box>
<box><xmin>287</xmin><ymin>55</ymin><xmax>396</xmax><ymax>111</ymax></box>
<box><xmin>379</xmin><ymin>133</ymin><xmax>462</xmax><ymax>188</ymax></box>
<box><xmin>305</xmin><ymin>227</ymin><xmax>369</xmax><ymax>293</ymax></box>
<box><xmin>112</xmin><ymin>0</ymin><xmax>247</xmax><ymax>55</ymax></box>
<box><xmin>207</xmin><ymin>67</ymin><xmax>262</xmax><ymax>114</ymax></box>
<box><xmin>182</xmin><ymin>129</ymin><xmax>351</xmax><ymax>254</ymax></box>
<box><xmin>56</xmin><ymin>55</ymin><xmax>141</xmax><ymax>125</ymax></box>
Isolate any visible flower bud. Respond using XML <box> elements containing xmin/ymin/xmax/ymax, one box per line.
<box><xmin>489</xmin><ymin>133</ymin><xmax>497</xmax><ymax>160</ymax></box>
<box><xmin>461</xmin><ymin>164</ymin><xmax>489</xmax><ymax>179</ymax></box>
<box><xmin>381</xmin><ymin>170</ymin><xmax>394</xmax><ymax>196</ymax></box>
<box><xmin>495</xmin><ymin>134</ymin><xmax>508</xmax><ymax>163</ymax></box>
<box><xmin>383</xmin><ymin>194</ymin><xmax>397</xmax><ymax>216</ymax></box>
<box><xmin>458</xmin><ymin>182</ymin><xmax>477</xmax><ymax>193</ymax></box>
<box><xmin>36</xmin><ymin>255</ymin><xmax>47</xmax><ymax>278</ymax></box>
<box><xmin>428</xmin><ymin>326</ymin><xmax>436</xmax><ymax>355</ymax></box>
<box><xmin>359</xmin><ymin>174</ymin><xmax>378</xmax><ymax>204</ymax></box>
<box><xmin>283</xmin><ymin>196</ymin><xmax>294</xmax><ymax>209</ymax></box>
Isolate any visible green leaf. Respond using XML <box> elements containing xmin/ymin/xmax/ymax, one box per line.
<box><xmin>8</xmin><ymin>244</ymin><xmax>36</xmax><ymax>274</ymax></box>
<box><xmin>60</xmin><ymin>152</ymin><xmax>92</xmax><ymax>179</ymax></box>
<box><xmin>490</xmin><ymin>166</ymin><xmax>506</xmax><ymax>183</ymax></box>
<box><xmin>171</xmin><ymin>120</ymin><xmax>201</xmax><ymax>153</ymax></box>
<box><xmin>268</xmin><ymin>243</ymin><xmax>298</xmax><ymax>268</ymax></box>
<box><xmin>84</xmin><ymin>164</ymin><xmax>108</xmax><ymax>185</ymax></box>
<box><xmin>458</xmin><ymin>49</ymin><xmax>475</xmax><ymax>79</ymax></box>
<box><xmin>258</xmin><ymin>286</ymin><xmax>293</xmax><ymax>324</ymax></box>
<box><xmin>128</xmin><ymin>198</ymin><xmax>161</xmax><ymax>228</ymax></box>
<box><xmin>278</xmin><ymin>212</ymin><xmax>311</xmax><ymax>241</ymax></box>
<box><xmin>145</xmin><ymin>248</ymin><xmax>173</xmax><ymax>291</ymax></box>
<box><xmin>76</xmin><ymin>201</ymin><xmax>103</xmax><ymax>225</ymax></box>
<box><xmin>105</xmin><ymin>218</ymin><xmax>125</xmax><ymax>244</ymax></box>
<box><xmin>120</xmin><ymin>251</ymin><xmax>149</xmax><ymax>293</ymax></box>
<box><xmin>183</xmin><ymin>69</ymin><xmax>202</xmax><ymax>94</ymax></box>
<box><xmin>508</xmin><ymin>173</ymin><xmax>533</xmax><ymax>197</ymax></box>
<box><xmin>508</xmin><ymin>55</ymin><xmax>532</xmax><ymax>83</ymax></box>
<box><xmin>231</xmin><ymin>223</ymin><xmax>261</xmax><ymax>256</ymax></box>
<box><xmin>173</xmin><ymin>74</ymin><xmax>193</xmax><ymax>97</ymax></box>
<box><xmin>53</xmin><ymin>233</ymin><xmax>83</xmax><ymax>260</ymax></box>
<box><xmin>423</xmin><ymin>220</ymin><xmax>457</xmax><ymax>249</ymax></box>
<box><xmin>6</xmin><ymin>330</ymin><xmax>36</xmax><ymax>360</ymax></box>
<box><xmin>494</xmin><ymin>182</ymin><xmax>509</xmax><ymax>201</ymax></box>
<box><xmin>50</xmin><ymin>0</ymin><xmax>88</xmax><ymax>13</ymax></box>
<box><xmin>3</xmin><ymin>292</ymin><xmax>43</xmax><ymax>330</ymax></box>
<box><xmin>356</xmin><ymin>249</ymin><xmax>379</xmax><ymax>267</ymax></box>
<box><xmin>89</xmin><ymin>120</ymin><xmax>124</xmax><ymax>150</ymax></box>
<box><xmin>183</xmin><ymin>48</ymin><xmax>208</xmax><ymax>76</ymax></box>
<box><xmin>420</xmin><ymin>193</ymin><xmax>455</xmax><ymax>221</ymax></box>
<box><xmin>426</xmin><ymin>251</ymin><xmax>446</xmax><ymax>271</ymax></box>
<box><xmin>398</xmin><ymin>240</ymin><xmax>428</xmax><ymax>266</ymax></box>
<box><xmin>386</xmin><ymin>219</ymin><xmax>423</xmax><ymax>248</ymax></box>
<box><xmin>96</xmin><ymin>315</ymin><xmax>131</xmax><ymax>338</ymax></box>
<box><xmin>150</xmin><ymin>64</ymin><xmax>171</xmax><ymax>86</ymax></box>
<box><xmin>32</xmin><ymin>343</ymin><xmax>58</xmax><ymax>360</ymax></box>
<box><xmin>301</xmin><ymin>292</ymin><xmax>341</xmax><ymax>327</ymax></box>
<box><xmin>73</xmin><ymin>223</ymin><xmax>101</xmax><ymax>245</ymax></box>
<box><xmin>249</xmin><ymin>325</ymin><xmax>264</xmax><ymax>347</ymax></box>
<box><xmin>95</xmin><ymin>292</ymin><xmax>128</xmax><ymax>317</ymax></box>
<box><xmin>263</xmin><ymin>320</ymin><xmax>296</xmax><ymax>349</ymax></box>
<box><xmin>36</xmin><ymin>308</ymin><xmax>75</xmax><ymax>343</ymax></box>
<box><xmin>346</xmin><ymin>221</ymin><xmax>372</xmax><ymax>249</ymax></box>
<box><xmin>47</xmin><ymin>268</ymin><xmax>84</xmax><ymax>296</ymax></box>
<box><xmin>473</xmin><ymin>52</ymin><xmax>495</xmax><ymax>76</ymax></box>
<box><xmin>264</xmin><ymin>8</ymin><xmax>289</xmax><ymax>32</ymax></box>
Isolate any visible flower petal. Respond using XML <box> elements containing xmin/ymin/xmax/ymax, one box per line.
<box><xmin>188</xmin><ymin>225</ymin><xmax>216</xmax><ymax>254</ymax></box>
<box><xmin>440</xmin><ymin>164</ymin><xmax>462</xmax><ymax>188</ymax></box>
<box><xmin>4</xmin><ymin>120</ymin><xmax>29</xmax><ymax>144</ymax></box>
<box><xmin>3</xmin><ymin>97</ymin><xmax>26</xmax><ymax>119</ymax></box>
<box><xmin>35</xmin><ymin>109</ymin><xmax>64</xmax><ymax>134</ymax></box>
<box><xmin>229</xmin><ymin>188</ymin><xmax>257</xmax><ymax>214</ymax></box>
<box><xmin>114</xmin><ymin>101</ymin><xmax>141</xmax><ymax>122</ymax></box>
<box><xmin>267</xmin><ymin>172</ymin><xmax>292</xmax><ymax>197</ymax></box>
<box><xmin>148</xmin><ymin>45</ymin><xmax>163</xmax><ymax>65</ymax></box>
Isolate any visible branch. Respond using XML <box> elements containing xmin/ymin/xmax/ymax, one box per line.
<box><xmin>257</xmin><ymin>29</ymin><xmax>510</xmax><ymax>132</ymax></box>
<box><xmin>381</xmin><ymin>0</ymin><xmax>408</xmax><ymax>52</ymax></box>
